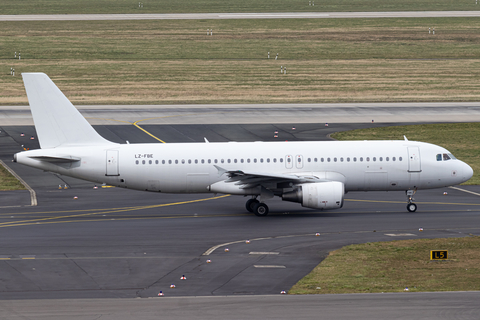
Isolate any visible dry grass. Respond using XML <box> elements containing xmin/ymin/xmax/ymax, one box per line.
<box><xmin>1</xmin><ymin>18</ymin><xmax>480</xmax><ymax>105</ymax></box>
<box><xmin>3</xmin><ymin>59</ymin><xmax>480</xmax><ymax>105</ymax></box>
<box><xmin>0</xmin><ymin>0</ymin><xmax>476</xmax><ymax>14</ymax></box>
<box><xmin>290</xmin><ymin>236</ymin><xmax>480</xmax><ymax>294</ymax></box>
<box><xmin>0</xmin><ymin>164</ymin><xmax>26</xmax><ymax>191</ymax></box>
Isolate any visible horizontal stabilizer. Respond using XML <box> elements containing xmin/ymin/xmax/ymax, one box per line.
<box><xmin>22</xmin><ymin>73</ymin><xmax>114</xmax><ymax>149</ymax></box>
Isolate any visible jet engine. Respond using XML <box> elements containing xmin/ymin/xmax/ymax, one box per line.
<box><xmin>282</xmin><ymin>181</ymin><xmax>344</xmax><ymax>210</ymax></box>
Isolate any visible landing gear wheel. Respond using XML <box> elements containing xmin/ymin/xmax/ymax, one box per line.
<box><xmin>246</xmin><ymin>199</ymin><xmax>259</xmax><ymax>213</ymax></box>
<box><xmin>407</xmin><ymin>203</ymin><xmax>417</xmax><ymax>212</ymax></box>
<box><xmin>253</xmin><ymin>203</ymin><xmax>269</xmax><ymax>217</ymax></box>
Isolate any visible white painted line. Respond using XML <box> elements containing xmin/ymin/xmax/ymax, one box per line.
<box><xmin>249</xmin><ymin>252</ymin><xmax>280</xmax><ymax>255</ymax></box>
<box><xmin>254</xmin><ymin>265</ymin><xmax>286</xmax><ymax>268</ymax></box>
<box><xmin>385</xmin><ymin>233</ymin><xmax>417</xmax><ymax>237</ymax></box>
<box><xmin>449</xmin><ymin>186</ymin><xmax>480</xmax><ymax>197</ymax></box>
<box><xmin>202</xmin><ymin>233</ymin><xmax>313</xmax><ymax>255</ymax></box>
<box><xmin>0</xmin><ymin>159</ymin><xmax>37</xmax><ymax>206</ymax></box>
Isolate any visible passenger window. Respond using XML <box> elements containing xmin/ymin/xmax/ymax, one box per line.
<box><xmin>142</xmin><ymin>160</ymin><xmax>146</xmax><ymax>165</ymax></box>
<box><xmin>247</xmin><ymin>159</ymin><xmax>251</xmax><ymax>163</ymax></box>
<box><xmin>182</xmin><ymin>159</ymin><xmax>185</xmax><ymax>164</ymax></box>
<box><xmin>379</xmin><ymin>157</ymin><xmax>383</xmax><ymax>161</ymax></box>
<box><xmin>392</xmin><ymin>157</ymin><xmax>396</xmax><ymax>161</ymax></box>
<box><xmin>287</xmin><ymin>158</ymin><xmax>291</xmax><ymax>163</ymax></box>
<box><xmin>386</xmin><ymin>157</ymin><xmax>389</xmax><ymax>161</ymax></box>
<box><xmin>340</xmin><ymin>157</ymin><xmax>344</xmax><ymax>162</ymax></box>
<box><xmin>280</xmin><ymin>158</ymin><xmax>284</xmax><ymax>163</ymax></box>
<box><xmin>228</xmin><ymin>159</ymin><xmax>231</xmax><ymax>163</ymax></box>
<box><xmin>399</xmin><ymin>157</ymin><xmax>402</xmax><ymax>161</ymax></box>
<box><xmin>436</xmin><ymin>154</ymin><xmax>442</xmax><ymax>161</ymax></box>
<box><xmin>195</xmin><ymin>159</ymin><xmax>198</xmax><ymax>164</ymax></box>
<box><xmin>308</xmin><ymin>158</ymin><xmax>311</xmax><ymax>162</ymax></box>
<box><xmin>360</xmin><ymin>157</ymin><xmax>363</xmax><ymax>162</ymax></box>
<box><xmin>373</xmin><ymin>157</ymin><xmax>376</xmax><ymax>162</ymax></box>
<box><xmin>136</xmin><ymin>160</ymin><xmax>139</xmax><ymax>165</ymax></box>
<box><xmin>162</xmin><ymin>160</ymin><xmax>165</xmax><ymax>164</ymax></box>
<box><xmin>149</xmin><ymin>160</ymin><xmax>152</xmax><ymax>164</ymax></box>
<box><xmin>314</xmin><ymin>158</ymin><xmax>318</xmax><ymax>162</ymax></box>
<box><xmin>273</xmin><ymin>158</ymin><xmax>277</xmax><ymax>163</ymax></box>
<box><xmin>353</xmin><ymin>157</ymin><xmax>357</xmax><ymax>162</ymax></box>
<box><xmin>267</xmin><ymin>158</ymin><xmax>270</xmax><ymax>163</ymax></box>
<box><xmin>254</xmin><ymin>159</ymin><xmax>257</xmax><ymax>163</ymax></box>
<box><xmin>234</xmin><ymin>159</ymin><xmax>237</xmax><ymax>163</ymax></box>
<box><xmin>327</xmin><ymin>158</ymin><xmax>331</xmax><ymax>162</ymax></box>
<box><xmin>321</xmin><ymin>158</ymin><xmax>324</xmax><ymax>162</ymax></box>
<box><xmin>334</xmin><ymin>157</ymin><xmax>337</xmax><ymax>162</ymax></box>
<box><xmin>208</xmin><ymin>159</ymin><xmax>211</xmax><ymax>164</ymax></box>
<box><xmin>221</xmin><ymin>159</ymin><xmax>224</xmax><ymax>163</ymax></box>
<box><xmin>201</xmin><ymin>159</ymin><xmax>205</xmax><ymax>164</ymax></box>
<box><xmin>169</xmin><ymin>160</ymin><xmax>172</xmax><ymax>164</ymax></box>
<box><xmin>214</xmin><ymin>159</ymin><xmax>218</xmax><ymax>164</ymax></box>
<box><xmin>298</xmin><ymin>158</ymin><xmax>302</xmax><ymax>163</ymax></box>
<box><xmin>188</xmin><ymin>159</ymin><xmax>191</xmax><ymax>164</ymax></box>
<box><xmin>241</xmin><ymin>159</ymin><xmax>244</xmax><ymax>163</ymax></box>
<box><xmin>366</xmin><ymin>157</ymin><xmax>370</xmax><ymax>162</ymax></box>
<box><xmin>347</xmin><ymin>157</ymin><xmax>350</xmax><ymax>162</ymax></box>
<box><xmin>260</xmin><ymin>159</ymin><xmax>264</xmax><ymax>163</ymax></box>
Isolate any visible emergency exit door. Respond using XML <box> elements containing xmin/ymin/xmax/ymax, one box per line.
<box><xmin>106</xmin><ymin>150</ymin><xmax>119</xmax><ymax>176</ymax></box>
<box><xmin>407</xmin><ymin>147</ymin><xmax>421</xmax><ymax>172</ymax></box>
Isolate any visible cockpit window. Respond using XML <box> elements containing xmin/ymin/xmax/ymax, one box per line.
<box><xmin>436</xmin><ymin>154</ymin><xmax>442</xmax><ymax>161</ymax></box>
<box><xmin>448</xmin><ymin>153</ymin><xmax>457</xmax><ymax>160</ymax></box>
<box><xmin>443</xmin><ymin>153</ymin><xmax>451</xmax><ymax>161</ymax></box>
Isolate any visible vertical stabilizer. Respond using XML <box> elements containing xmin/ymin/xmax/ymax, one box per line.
<box><xmin>22</xmin><ymin>73</ymin><xmax>113</xmax><ymax>148</ymax></box>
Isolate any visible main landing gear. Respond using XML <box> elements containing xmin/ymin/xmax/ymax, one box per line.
<box><xmin>246</xmin><ymin>198</ymin><xmax>269</xmax><ymax>217</ymax></box>
<box><xmin>406</xmin><ymin>189</ymin><xmax>417</xmax><ymax>212</ymax></box>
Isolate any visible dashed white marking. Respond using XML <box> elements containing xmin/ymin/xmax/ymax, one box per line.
<box><xmin>385</xmin><ymin>233</ymin><xmax>417</xmax><ymax>237</ymax></box>
<box><xmin>249</xmin><ymin>252</ymin><xmax>279</xmax><ymax>255</ymax></box>
<box><xmin>254</xmin><ymin>265</ymin><xmax>286</xmax><ymax>268</ymax></box>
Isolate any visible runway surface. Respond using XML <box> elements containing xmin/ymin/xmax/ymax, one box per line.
<box><xmin>2</xmin><ymin>102</ymin><xmax>480</xmax><ymax>126</ymax></box>
<box><xmin>1</xmin><ymin>122</ymin><xmax>480</xmax><ymax>319</ymax></box>
<box><xmin>1</xmin><ymin>11</ymin><xmax>480</xmax><ymax>21</ymax></box>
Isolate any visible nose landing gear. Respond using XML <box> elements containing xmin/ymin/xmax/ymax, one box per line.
<box><xmin>406</xmin><ymin>189</ymin><xmax>417</xmax><ymax>212</ymax></box>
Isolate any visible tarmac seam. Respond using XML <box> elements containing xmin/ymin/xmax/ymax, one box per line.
<box><xmin>0</xmin><ymin>159</ymin><xmax>37</xmax><ymax>206</ymax></box>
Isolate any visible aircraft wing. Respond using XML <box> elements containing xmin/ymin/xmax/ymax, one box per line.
<box><xmin>214</xmin><ymin>165</ymin><xmax>336</xmax><ymax>189</ymax></box>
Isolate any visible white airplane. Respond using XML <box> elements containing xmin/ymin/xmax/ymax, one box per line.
<box><xmin>14</xmin><ymin>73</ymin><xmax>473</xmax><ymax>216</ymax></box>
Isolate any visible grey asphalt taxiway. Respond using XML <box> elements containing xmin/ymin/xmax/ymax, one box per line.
<box><xmin>2</xmin><ymin>11</ymin><xmax>480</xmax><ymax>21</ymax></box>
<box><xmin>1</xmin><ymin>121</ymin><xmax>480</xmax><ymax>318</ymax></box>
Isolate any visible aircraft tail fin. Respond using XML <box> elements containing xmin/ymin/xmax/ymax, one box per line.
<box><xmin>22</xmin><ymin>73</ymin><xmax>113</xmax><ymax>149</ymax></box>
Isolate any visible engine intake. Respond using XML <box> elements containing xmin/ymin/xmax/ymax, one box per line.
<box><xmin>282</xmin><ymin>181</ymin><xmax>344</xmax><ymax>210</ymax></box>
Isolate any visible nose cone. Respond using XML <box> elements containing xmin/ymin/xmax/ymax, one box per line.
<box><xmin>462</xmin><ymin>161</ymin><xmax>474</xmax><ymax>182</ymax></box>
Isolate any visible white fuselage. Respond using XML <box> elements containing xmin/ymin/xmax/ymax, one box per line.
<box><xmin>15</xmin><ymin>140</ymin><xmax>473</xmax><ymax>194</ymax></box>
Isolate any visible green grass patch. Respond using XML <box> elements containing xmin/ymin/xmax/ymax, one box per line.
<box><xmin>289</xmin><ymin>236</ymin><xmax>480</xmax><ymax>294</ymax></box>
<box><xmin>0</xmin><ymin>163</ymin><xmax>26</xmax><ymax>191</ymax></box>
<box><xmin>1</xmin><ymin>18</ymin><xmax>480</xmax><ymax>105</ymax></box>
<box><xmin>0</xmin><ymin>0</ymin><xmax>477</xmax><ymax>14</ymax></box>
<box><xmin>331</xmin><ymin>123</ymin><xmax>480</xmax><ymax>185</ymax></box>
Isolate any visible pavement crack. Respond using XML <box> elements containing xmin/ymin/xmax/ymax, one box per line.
<box><xmin>67</xmin><ymin>254</ymin><xmax>101</xmax><ymax>288</ymax></box>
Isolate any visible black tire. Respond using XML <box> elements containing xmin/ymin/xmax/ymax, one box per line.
<box><xmin>407</xmin><ymin>203</ymin><xmax>417</xmax><ymax>212</ymax></box>
<box><xmin>253</xmin><ymin>203</ymin><xmax>269</xmax><ymax>217</ymax></box>
<box><xmin>246</xmin><ymin>199</ymin><xmax>259</xmax><ymax>213</ymax></box>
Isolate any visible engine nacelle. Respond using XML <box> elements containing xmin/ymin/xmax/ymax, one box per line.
<box><xmin>282</xmin><ymin>181</ymin><xmax>344</xmax><ymax>210</ymax></box>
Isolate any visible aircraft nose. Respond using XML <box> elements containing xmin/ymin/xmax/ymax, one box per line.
<box><xmin>463</xmin><ymin>162</ymin><xmax>474</xmax><ymax>181</ymax></box>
